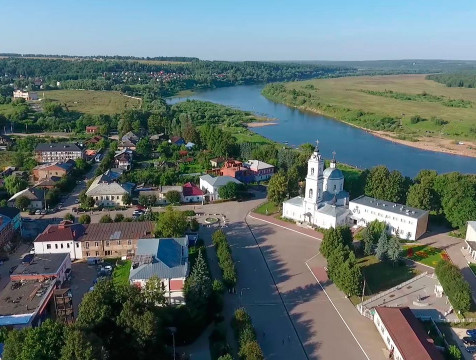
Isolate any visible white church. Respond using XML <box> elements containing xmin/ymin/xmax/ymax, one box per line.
<box><xmin>282</xmin><ymin>141</ymin><xmax>351</xmax><ymax>229</ymax></box>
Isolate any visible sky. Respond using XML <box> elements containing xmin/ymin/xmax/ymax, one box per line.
<box><xmin>2</xmin><ymin>0</ymin><xmax>476</xmax><ymax>61</ymax></box>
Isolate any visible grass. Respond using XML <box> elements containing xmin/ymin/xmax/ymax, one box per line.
<box><xmin>271</xmin><ymin>74</ymin><xmax>476</xmax><ymax>140</ymax></box>
<box><xmin>40</xmin><ymin>90</ymin><xmax>141</xmax><ymax>115</ymax></box>
<box><xmin>253</xmin><ymin>201</ymin><xmax>280</xmax><ymax>216</ymax></box>
<box><xmin>357</xmin><ymin>255</ymin><xmax>418</xmax><ymax>296</ymax></box>
<box><xmin>0</xmin><ymin>151</ymin><xmax>15</xmax><ymax>169</ymax></box>
<box><xmin>222</xmin><ymin>126</ymin><xmax>273</xmax><ymax>144</ymax></box>
<box><xmin>402</xmin><ymin>244</ymin><xmax>448</xmax><ymax>268</ymax></box>
<box><xmin>112</xmin><ymin>260</ymin><xmax>132</xmax><ymax>286</ymax></box>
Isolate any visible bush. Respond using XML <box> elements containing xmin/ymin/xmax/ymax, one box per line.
<box><xmin>64</xmin><ymin>213</ymin><xmax>75</xmax><ymax>222</ymax></box>
<box><xmin>79</xmin><ymin>214</ymin><xmax>91</xmax><ymax>224</ymax></box>
<box><xmin>448</xmin><ymin>344</ymin><xmax>462</xmax><ymax>360</ymax></box>
<box><xmin>232</xmin><ymin>308</ymin><xmax>264</xmax><ymax>360</ymax></box>
<box><xmin>114</xmin><ymin>214</ymin><xmax>124</xmax><ymax>222</ymax></box>
<box><xmin>435</xmin><ymin>260</ymin><xmax>472</xmax><ymax>313</ymax></box>
<box><xmin>212</xmin><ymin>230</ymin><xmax>237</xmax><ymax>289</ymax></box>
<box><xmin>190</xmin><ymin>218</ymin><xmax>199</xmax><ymax>231</ymax></box>
<box><xmin>99</xmin><ymin>214</ymin><xmax>113</xmax><ymax>223</ymax></box>
<box><xmin>183</xmin><ymin>210</ymin><xmax>196</xmax><ymax>217</ymax></box>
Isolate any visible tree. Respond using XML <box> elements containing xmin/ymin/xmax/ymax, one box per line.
<box><xmin>387</xmin><ymin>236</ymin><xmax>401</xmax><ymax>264</ymax></box>
<box><xmin>79</xmin><ymin>214</ymin><xmax>91</xmax><ymax>224</ymax></box>
<box><xmin>185</xmin><ymin>250</ymin><xmax>212</xmax><ymax>308</ymax></box>
<box><xmin>320</xmin><ymin>226</ymin><xmax>353</xmax><ymax>258</ymax></box>
<box><xmin>122</xmin><ymin>193</ymin><xmax>132</xmax><ymax>205</ymax></box>
<box><xmin>15</xmin><ymin>195</ymin><xmax>30</xmax><ymax>210</ymax></box>
<box><xmin>406</xmin><ymin>183</ymin><xmax>438</xmax><ymax>212</ymax></box>
<box><xmin>448</xmin><ymin>344</ymin><xmax>462</xmax><ymax>360</ymax></box>
<box><xmin>81</xmin><ymin>196</ymin><xmax>95</xmax><ymax>209</ymax></box>
<box><xmin>218</xmin><ymin>182</ymin><xmax>238</xmax><ymax>200</ymax></box>
<box><xmin>99</xmin><ymin>215</ymin><xmax>113</xmax><ymax>223</ymax></box>
<box><xmin>4</xmin><ymin>175</ymin><xmax>28</xmax><ymax>195</ymax></box>
<box><xmin>114</xmin><ymin>214</ymin><xmax>124</xmax><ymax>222</ymax></box>
<box><xmin>155</xmin><ymin>207</ymin><xmax>187</xmax><ymax>237</ymax></box>
<box><xmin>267</xmin><ymin>171</ymin><xmax>287</xmax><ymax>206</ymax></box>
<box><xmin>143</xmin><ymin>275</ymin><xmax>166</xmax><ymax>306</ymax></box>
<box><xmin>190</xmin><ymin>218</ymin><xmax>199</xmax><ymax>231</ymax></box>
<box><xmin>165</xmin><ymin>190</ymin><xmax>181</xmax><ymax>204</ymax></box>
<box><xmin>64</xmin><ymin>213</ymin><xmax>75</xmax><ymax>222</ymax></box>
<box><xmin>286</xmin><ymin>165</ymin><xmax>300</xmax><ymax>197</ymax></box>
<box><xmin>375</xmin><ymin>230</ymin><xmax>389</xmax><ymax>260</ymax></box>
<box><xmin>136</xmin><ymin>137</ymin><xmax>152</xmax><ymax>157</ymax></box>
<box><xmin>3</xmin><ymin>328</ymin><xmax>26</xmax><ymax>360</ymax></box>
<box><xmin>60</xmin><ymin>327</ymin><xmax>102</xmax><ymax>360</ymax></box>
<box><xmin>19</xmin><ymin>319</ymin><xmax>65</xmax><ymax>360</ymax></box>
<box><xmin>238</xmin><ymin>340</ymin><xmax>264</xmax><ymax>360</ymax></box>
<box><xmin>362</xmin><ymin>229</ymin><xmax>373</xmax><ymax>256</ymax></box>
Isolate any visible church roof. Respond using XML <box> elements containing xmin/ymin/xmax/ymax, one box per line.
<box><xmin>283</xmin><ymin>196</ymin><xmax>304</xmax><ymax>206</ymax></box>
<box><xmin>322</xmin><ymin>190</ymin><xmax>349</xmax><ymax>203</ymax></box>
<box><xmin>323</xmin><ymin>167</ymin><xmax>344</xmax><ymax>180</ymax></box>
<box><xmin>317</xmin><ymin>204</ymin><xmax>350</xmax><ymax>218</ymax></box>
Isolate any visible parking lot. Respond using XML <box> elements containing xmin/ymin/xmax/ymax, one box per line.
<box><xmin>68</xmin><ymin>262</ymin><xmax>101</xmax><ymax>316</ymax></box>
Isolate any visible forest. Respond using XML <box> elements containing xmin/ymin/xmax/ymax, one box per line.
<box><xmin>427</xmin><ymin>72</ymin><xmax>476</xmax><ymax>88</ymax></box>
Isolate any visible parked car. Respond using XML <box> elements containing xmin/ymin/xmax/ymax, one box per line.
<box><xmin>22</xmin><ymin>254</ymin><xmax>34</xmax><ymax>264</ymax></box>
<box><xmin>466</xmin><ymin>329</ymin><xmax>476</xmax><ymax>336</ymax></box>
<box><xmin>28</xmin><ymin>209</ymin><xmax>35</xmax><ymax>215</ymax></box>
<box><xmin>40</xmin><ymin>209</ymin><xmax>47</xmax><ymax>215</ymax></box>
<box><xmin>29</xmin><ymin>247</ymin><xmax>35</xmax><ymax>254</ymax></box>
<box><xmin>466</xmin><ymin>346</ymin><xmax>476</xmax><ymax>353</ymax></box>
<box><xmin>35</xmin><ymin>209</ymin><xmax>41</xmax><ymax>215</ymax></box>
<box><xmin>463</xmin><ymin>337</ymin><xmax>476</xmax><ymax>345</ymax></box>
<box><xmin>9</xmin><ymin>265</ymin><xmax>18</xmax><ymax>274</ymax></box>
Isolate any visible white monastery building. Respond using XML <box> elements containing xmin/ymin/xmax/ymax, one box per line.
<box><xmin>282</xmin><ymin>142</ymin><xmax>350</xmax><ymax>229</ymax></box>
<box><xmin>464</xmin><ymin>221</ymin><xmax>476</xmax><ymax>261</ymax></box>
<box><xmin>349</xmin><ymin>196</ymin><xmax>429</xmax><ymax>241</ymax></box>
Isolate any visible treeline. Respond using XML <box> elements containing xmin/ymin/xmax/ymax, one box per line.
<box><xmin>435</xmin><ymin>260</ymin><xmax>472</xmax><ymax>313</ymax></box>
<box><xmin>212</xmin><ymin>230</ymin><xmax>237</xmax><ymax>289</ymax></box>
<box><xmin>359</xmin><ymin>89</ymin><xmax>472</xmax><ymax>108</ymax></box>
<box><xmin>320</xmin><ymin>227</ymin><xmax>363</xmax><ymax>296</ymax></box>
<box><xmin>262</xmin><ymin>84</ymin><xmax>400</xmax><ymax>132</ymax></box>
<box><xmin>0</xmin><ymin>53</ymin><xmax>199</xmax><ymax>62</ymax></box>
<box><xmin>231</xmin><ymin>308</ymin><xmax>264</xmax><ymax>360</ymax></box>
<box><xmin>427</xmin><ymin>73</ymin><xmax>476</xmax><ymax>89</ymax></box>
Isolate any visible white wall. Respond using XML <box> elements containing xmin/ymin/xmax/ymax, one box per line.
<box><xmin>466</xmin><ymin>224</ymin><xmax>476</xmax><ymax>242</ymax></box>
<box><xmin>92</xmin><ymin>194</ymin><xmax>126</xmax><ymax>207</ymax></box>
<box><xmin>282</xmin><ymin>202</ymin><xmax>304</xmax><ymax>222</ymax></box>
<box><xmin>373</xmin><ymin>312</ymin><xmax>404</xmax><ymax>360</ymax></box>
<box><xmin>349</xmin><ymin>202</ymin><xmax>428</xmax><ymax>241</ymax></box>
<box><xmin>34</xmin><ymin>240</ymin><xmax>82</xmax><ymax>260</ymax></box>
<box><xmin>183</xmin><ymin>195</ymin><xmax>203</xmax><ymax>203</ymax></box>
<box><xmin>132</xmin><ymin>277</ymin><xmax>186</xmax><ymax>305</ymax></box>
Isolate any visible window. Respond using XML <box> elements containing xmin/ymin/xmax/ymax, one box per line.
<box><xmin>310</xmin><ymin>168</ymin><xmax>314</xmax><ymax>176</ymax></box>
<box><xmin>128</xmin><ymin>240</ymin><xmax>132</xmax><ymax>245</ymax></box>
<box><xmin>67</xmin><ymin>243</ymin><xmax>70</xmax><ymax>248</ymax></box>
<box><xmin>117</xmin><ymin>240</ymin><xmax>121</xmax><ymax>245</ymax></box>
<box><xmin>95</xmin><ymin>251</ymin><xmax>99</xmax><ymax>256</ymax></box>
<box><xmin>55</xmin><ymin>244</ymin><xmax>58</xmax><ymax>249</ymax></box>
<box><xmin>106</xmin><ymin>241</ymin><xmax>110</xmax><ymax>247</ymax></box>
<box><xmin>309</xmin><ymin>188</ymin><xmax>313</xmax><ymax>198</ymax></box>
<box><xmin>105</xmin><ymin>250</ymin><xmax>112</xmax><ymax>256</ymax></box>
<box><xmin>86</xmin><ymin>251</ymin><xmax>90</xmax><ymax>257</ymax></box>
<box><xmin>85</xmin><ymin>242</ymin><xmax>89</xmax><ymax>249</ymax></box>
<box><xmin>95</xmin><ymin>242</ymin><xmax>99</xmax><ymax>247</ymax></box>
<box><xmin>76</xmin><ymin>243</ymin><xmax>80</xmax><ymax>248</ymax></box>
<box><xmin>47</xmin><ymin>244</ymin><xmax>51</xmax><ymax>249</ymax></box>
<box><xmin>61</xmin><ymin>243</ymin><xmax>64</xmax><ymax>249</ymax></box>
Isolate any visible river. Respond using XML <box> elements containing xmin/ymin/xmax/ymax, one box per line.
<box><xmin>168</xmin><ymin>84</ymin><xmax>476</xmax><ymax>177</ymax></box>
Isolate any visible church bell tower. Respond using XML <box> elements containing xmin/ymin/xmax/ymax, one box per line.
<box><xmin>303</xmin><ymin>140</ymin><xmax>324</xmax><ymax>214</ymax></box>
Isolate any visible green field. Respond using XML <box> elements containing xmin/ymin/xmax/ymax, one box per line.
<box><xmin>40</xmin><ymin>90</ymin><xmax>141</xmax><ymax>115</ymax></box>
<box><xmin>264</xmin><ymin>74</ymin><xmax>476</xmax><ymax>140</ymax></box>
<box><xmin>112</xmin><ymin>260</ymin><xmax>132</xmax><ymax>286</ymax></box>
<box><xmin>223</xmin><ymin>126</ymin><xmax>273</xmax><ymax>144</ymax></box>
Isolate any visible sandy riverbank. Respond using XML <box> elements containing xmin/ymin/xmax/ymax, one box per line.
<box><xmin>246</xmin><ymin>122</ymin><xmax>278</xmax><ymax>128</ymax></box>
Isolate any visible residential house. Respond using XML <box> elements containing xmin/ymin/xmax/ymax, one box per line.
<box><xmin>245</xmin><ymin>160</ymin><xmax>275</xmax><ymax>182</ymax></box>
<box><xmin>138</xmin><ymin>185</ymin><xmax>183</xmax><ymax>205</ymax></box>
<box><xmin>86</xmin><ymin>173</ymin><xmax>134</xmax><ymax>207</ymax></box>
<box><xmin>85</xmin><ymin>149</ymin><xmax>98</xmax><ymax>160</ymax></box>
<box><xmin>35</xmin><ymin>143</ymin><xmax>84</xmax><ymax>163</ymax></box>
<box><xmin>169</xmin><ymin>136</ymin><xmax>185</xmax><ymax>146</ymax></box>
<box><xmin>465</xmin><ymin>221</ymin><xmax>476</xmax><ymax>261</ymax></box>
<box><xmin>220</xmin><ymin>160</ymin><xmax>254</xmax><ymax>183</ymax></box>
<box><xmin>8</xmin><ymin>188</ymin><xmax>45</xmax><ymax>209</ymax></box>
<box><xmin>0</xmin><ymin>253</ymin><xmax>71</xmax><ymax>328</ymax></box>
<box><xmin>118</xmin><ymin>131</ymin><xmax>139</xmax><ymax>150</ymax></box>
<box><xmin>13</xmin><ymin>90</ymin><xmax>38</xmax><ymax>100</ymax></box>
<box><xmin>182</xmin><ymin>182</ymin><xmax>204</xmax><ymax>203</ymax></box>
<box><xmin>210</xmin><ymin>157</ymin><xmax>226</xmax><ymax>168</ymax></box>
<box><xmin>85</xmin><ymin>135</ymin><xmax>103</xmax><ymax>146</ymax></box>
<box><xmin>349</xmin><ymin>196</ymin><xmax>429</xmax><ymax>241</ymax></box>
<box><xmin>150</xmin><ymin>133</ymin><xmax>168</xmax><ymax>144</ymax></box>
<box><xmin>373</xmin><ymin>307</ymin><xmax>444</xmax><ymax>360</ymax></box>
<box><xmin>86</xmin><ymin>126</ymin><xmax>100</xmax><ymax>134</ymax></box>
<box><xmin>0</xmin><ymin>134</ymin><xmax>14</xmax><ymax>150</ymax></box>
<box><xmin>129</xmin><ymin>237</ymin><xmax>189</xmax><ymax>305</ymax></box>
<box><xmin>80</xmin><ymin>221</ymin><xmax>155</xmax><ymax>259</ymax></box>
<box><xmin>34</xmin><ymin>221</ymin><xmax>85</xmax><ymax>260</ymax></box>
<box><xmin>33</xmin><ymin>162</ymin><xmax>74</xmax><ymax>181</ymax></box>
<box><xmin>35</xmin><ymin>177</ymin><xmax>62</xmax><ymax>190</ymax></box>
<box><xmin>199</xmin><ymin>175</ymin><xmax>242</xmax><ymax>201</ymax></box>
<box><xmin>114</xmin><ymin>149</ymin><xmax>133</xmax><ymax>170</ymax></box>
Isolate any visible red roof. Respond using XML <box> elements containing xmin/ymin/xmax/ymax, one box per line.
<box><xmin>35</xmin><ymin>222</ymin><xmax>86</xmax><ymax>242</ymax></box>
<box><xmin>183</xmin><ymin>182</ymin><xmax>203</xmax><ymax>197</ymax></box>
<box><xmin>170</xmin><ymin>279</ymin><xmax>184</xmax><ymax>291</ymax></box>
<box><xmin>375</xmin><ymin>307</ymin><xmax>444</xmax><ymax>360</ymax></box>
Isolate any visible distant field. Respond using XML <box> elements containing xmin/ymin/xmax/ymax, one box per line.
<box><xmin>40</xmin><ymin>90</ymin><xmax>141</xmax><ymax>115</ymax></box>
<box><xmin>271</xmin><ymin>74</ymin><xmax>476</xmax><ymax>140</ymax></box>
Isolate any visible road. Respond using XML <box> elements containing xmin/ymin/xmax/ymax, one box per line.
<box><xmin>182</xmin><ymin>195</ymin><xmax>385</xmax><ymax>360</ymax></box>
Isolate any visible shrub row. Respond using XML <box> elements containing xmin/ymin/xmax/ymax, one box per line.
<box><xmin>435</xmin><ymin>260</ymin><xmax>472</xmax><ymax>313</ymax></box>
<box><xmin>232</xmin><ymin>308</ymin><xmax>264</xmax><ymax>360</ymax></box>
<box><xmin>212</xmin><ymin>230</ymin><xmax>237</xmax><ymax>289</ymax></box>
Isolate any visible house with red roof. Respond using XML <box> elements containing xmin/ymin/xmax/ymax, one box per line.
<box><xmin>33</xmin><ymin>221</ymin><xmax>85</xmax><ymax>260</ymax></box>
<box><xmin>182</xmin><ymin>182</ymin><xmax>204</xmax><ymax>203</ymax></box>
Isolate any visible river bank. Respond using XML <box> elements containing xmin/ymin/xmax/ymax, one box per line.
<box><xmin>260</xmin><ymin>92</ymin><xmax>476</xmax><ymax>159</ymax></box>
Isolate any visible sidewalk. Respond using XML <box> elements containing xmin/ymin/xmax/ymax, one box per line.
<box><xmin>249</xmin><ymin>213</ymin><xmax>323</xmax><ymax>240</ymax></box>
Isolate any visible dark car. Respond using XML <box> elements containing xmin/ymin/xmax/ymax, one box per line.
<box><xmin>463</xmin><ymin>337</ymin><xmax>476</xmax><ymax>345</ymax></box>
<box><xmin>9</xmin><ymin>265</ymin><xmax>18</xmax><ymax>274</ymax></box>
<box><xmin>22</xmin><ymin>254</ymin><xmax>34</xmax><ymax>264</ymax></box>
<box><xmin>466</xmin><ymin>346</ymin><xmax>476</xmax><ymax>353</ymax></box>
<box><xmin>466</xmin><ymin>329</ymin><xmax>476</xmax><ymax>336</ymax></box>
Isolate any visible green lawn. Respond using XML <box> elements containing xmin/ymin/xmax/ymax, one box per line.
<box><xmin>223</xmin><ymin>126</ymin><xmax>273</xmax><ymax>144</ymax></box>
<box><xmin>112</xmin><ymin>260</ymin><xmax>132</xmax><ymax>286</ymax></box>
<box><xmin>0</xmin><ymin>151</ymin><xmax>15</xmax><ymax>169</ymax></box>
<box><xmin>358</xmin><ymin>255</ymin><xmax>418</xmax><ymax>296</ymax></box>
<box><xmin>253</xmin><ymin>201</ymin><xmax>280</xmax><ymax>216</ymax></box>
<box><xmin>40</xmin><ymin>90</ymin><xmax>141</xmax><ymax>115</ymax></box>
<box><xmin>402</xmin><ymin>244</ymin><xmax>448</xmax><ymax>268</ymax></box>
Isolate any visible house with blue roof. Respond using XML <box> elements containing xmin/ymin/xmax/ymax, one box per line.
<box><xmin>130</xmin><ymin>237</ymin><xmax>189</xmax><ymax>305</ymax></box>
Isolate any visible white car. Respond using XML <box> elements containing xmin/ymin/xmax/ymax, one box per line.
<box><xmin>35</xmin><ymin>210</ymin><xmax>41</xmax><ymax>215</ymax></box>
<box><xmin>29</xmin><ymin>247</ymin><xmax>35</xmax><ymax>254</ymax></box>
